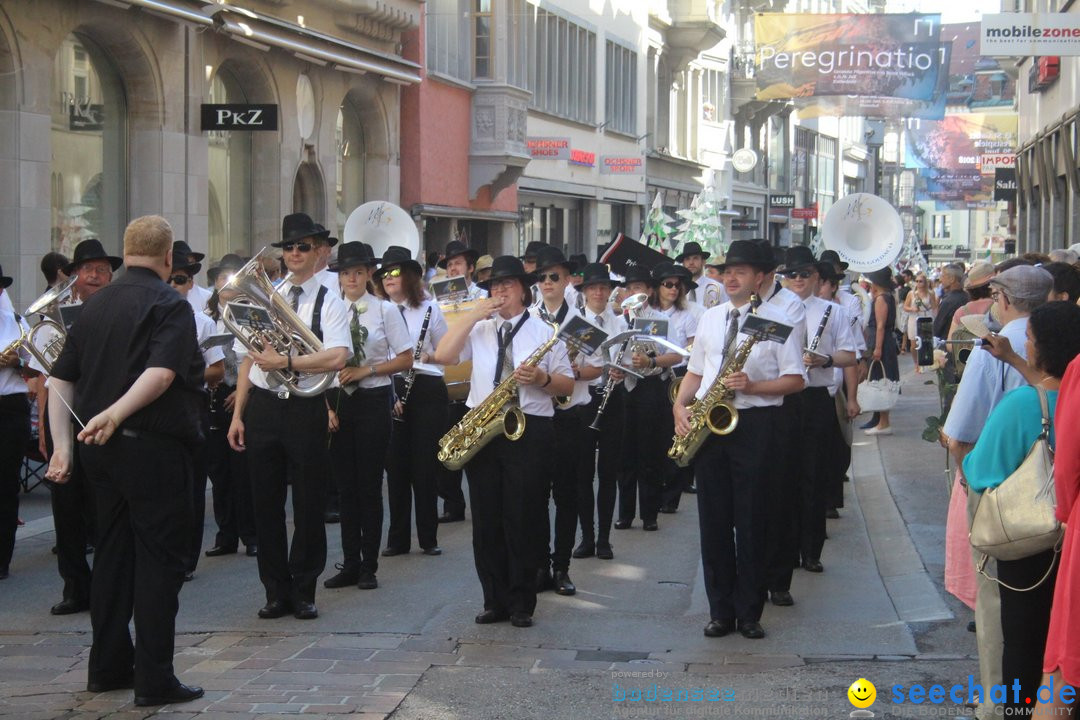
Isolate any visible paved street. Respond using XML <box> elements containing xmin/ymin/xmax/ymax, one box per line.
<box><xmin>1</xmin><ymin>356</ymin><xmax>981</xmax><ymax>719</ymax></box>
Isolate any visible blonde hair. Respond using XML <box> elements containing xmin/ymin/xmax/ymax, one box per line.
<box><xmin>123</xmin><ymin>215</ymin><xmax>173</xmax><ymax>258</ymax></box>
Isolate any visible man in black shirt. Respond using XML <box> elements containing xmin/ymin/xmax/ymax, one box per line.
<box><xmin>934</xmin><ymin>265</ymin><xmax>969</xmax><ymax>341</ymax></box>
<box><xmin>47</xmin><ymin>215</ymin><xmax>206</xmax><ymax>707</ymax></box>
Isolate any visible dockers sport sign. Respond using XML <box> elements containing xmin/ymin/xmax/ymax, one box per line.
<box><xmin>201</xmin><ymin>104</ymin><xmax>278</xmax><ymax>131</ymax></box>
<box><xmin>982</xmin><ymin>13</ymin><xmax>1080</xmax><ymax>56</ymax></box>
<box><xmin>754</xmin><ymin>13</ymin><xmax>943</xmax><ymax>100</ymax></box>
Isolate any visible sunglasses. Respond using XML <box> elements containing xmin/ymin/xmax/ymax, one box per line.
<box><xmin>280</xmin><ymin>242</ymin><xmax>313</xmax><ymax>253</ymax></box>
<box><xmin>659</xmin><ymin>280</ymin><xmax>682</xmax><ymax>290</ymax></box>
<box><xmin>538</xmin><ymin>272</ymin><xmax>563</xmax><ymax>283</ymax></box>
<box><xmin>382</xmin><ymin>267</ymin><xmax>403</xmax><ymax>278</ymax></box>
<box><xmin>168</xmin><ymin>274</ymin><xmax>192</xmax><ymax>285</ymax></box>
<box><xmin>784</xmin><ymin>270</ymin><xmax>815</xmax><ymax>280</ymax></box>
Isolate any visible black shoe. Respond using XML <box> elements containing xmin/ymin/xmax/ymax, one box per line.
<box><xmin>381</xmin><ymin>547</ymin><xmax>407</xmax><ymax>557</ymax></box>
<box><xmin>323</xmin><ymin>564</ymin><xmax>361</xmax><ymax>589</ymax></box>
<box><xmin>86</xmin><ymin>544</ymin><xmax>94</xmax><ymax>555</ymax></box>
<box><xmin>802</xmin><ymin>559</ymin><xmax>824</xmax><ymax>573</ymax></box>
<box><xmin>825</xmin><ymin>508</ymin><xmax>840</xmax><ymax>519</ymax></box>
<box><xmin>613</xmin><ymin>519</ymin><xmax>632</xmax><ymax>530</ymax></box>
<box><xmin>134</xmin><ymin>683</ymin><xmax>205</xmax><ymax>707</ymax></box>
<box><xmin>183</xmin><ymin>571</ymin><xmax>194</xmax><ymax>582</ymax></box>
<box><xmin>357</xmin><ymin>572</ymin><xmax>378</xmax><ymax>590</ymax></box>
<box><xmin>571</xmin><ymin>541</ymin><xmax>595</xmax><ymax>559</ymax></box>
<box><xmin>535</xmin><ymin>568</ymin><xmax>554</xmax><ymax>592</ymax></box>
<box><xmin>86</xmin><ymin>675</ymin><xmax>134</xmax><ymax>693</ymax></box>
<box><xmin>245</xmin><ymin>544</ymin><xmax>258</xmax><ymax>557</ymax></box>
<box><xmin>293</xmin><ymin>600</ymin><xmax>318</xmax><ymax>620</ymax></box>
<box><xmin>0</xmin><ymin>567</ymin><xmax>7</xmax><ymax>580</ymax></box>
<box><xmin>553</xmin><ymin>571</ymin><xmax>576</xmax><ymax>596</ymax></box>
<box><xmin>704</xmin><ymin>620</ymin><xmax>734</xmax><ymax>637</ymax></box>
<box><xmin>324</xmin><ymin>510</ymin><xmax>341</xmax><ymax>524</ymax></box>
<box><xmin>510</xmin><ymin>612</ymin><xmax>533</xmax><ymax>628</ymax></box>
<box><xmin>684</xmin><ymin>483</ymin><xmax>697</xmax><ymax>494</ymax></box>
<box><xmin>738</xmin><ymin>620</ymin><xmax>766</xmax><ymax>639</ymax></box>
<box><xmin>659</xmin><ymin>504</ymin><xmax>677</xmax><ymax>514</ymax></box>
<box><xmin>770</xmin><ymin>590</ymin><xmax>794</xmax><ymax>606</ymax></box>
<box><xmin>50</xmin><ymin>598</ymin><xmax>89</xmax><ymax>616</ymax></box>
<box><xmin>438</xmin><ymin>512</ymin><xmax>465</xmax><ymax>523</ymax></box>
<box><xmin>474</xmin><ymin>609</ymin><xmax>509</xmax><ymax>624</ymax></box>
<box><xmin>596</xmin><ymin>541</ymin><xmax>614</xmax><ymax>560</ymax></box>
<box><xmin>257</xmin><ymin>600</ymin><xmax>293</xmax><ymax>619</ymax></box>
<box><xmin>422</xmin><ymin>546</ymin><xmax>442</xmax><ymax>556</ymax></box>
<box><xmin>642</xmin><ymin>521</ymin><xmax>659</xmax><ymax>531</ymax></box>
<box><xmin>204</xmin><ymin>545</ymin><xmax>237</xmax><ymax>557</ymax></box>
<box><xmin>967</xmin><ymin>620</ymin><xmax>976</xmax><ymax>633</ymax></box>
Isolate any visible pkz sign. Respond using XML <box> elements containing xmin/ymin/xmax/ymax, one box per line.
<box><xmin>201</xmin><ymin>104</ymin><xmax>279</xmax><ymax>131</ymax></box>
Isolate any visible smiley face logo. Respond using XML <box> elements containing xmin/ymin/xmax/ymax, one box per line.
<box><xmin>848</xmin><ymin>678</ymin><xmax>876</xmax><ymax>709</ymax></box>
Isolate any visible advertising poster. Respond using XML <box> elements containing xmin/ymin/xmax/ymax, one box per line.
<box><xmin>907</xmin><ymin>113</ymin><xmax>1016</xmax><ymax>208</ymax></box>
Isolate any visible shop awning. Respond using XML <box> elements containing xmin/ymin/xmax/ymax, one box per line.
<box><xmin>410</xmin><ymin>204</ymin><xmax>522</xmax><ymax>224</ymax></box>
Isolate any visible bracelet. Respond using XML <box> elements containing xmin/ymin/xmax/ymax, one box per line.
<box><xmin>287</xmin><ymin>355</ymin><xmax>293</xmax><ymax>373</ymax></box>
<box><xmin>369</xmin><ymin>365</ymin><xmax>377</xmax><ymax>378</ymax></box>
<box><xmin>649</xmin><ymin>357</ymin><xmax>657</xmax><ymax>369</ymax></box>
<box><xmin>823</xmin><ymin>355</ymin><xmax>834</xmax><ymax>369</ymax></box>
<box><xmin>541</xmin><ymin>371</ymin><xmax>552</xmax><ymax>388</ymax></box>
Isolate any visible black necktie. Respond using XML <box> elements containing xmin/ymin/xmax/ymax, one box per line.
<box><xmin>288</xmin><ymin>286</ymin><xmax>303</xmax><ymax>313</ymax></box>
<box><xmin>724</xmin><ymin>308</ymin><xmax>740</xmax><ymax>360</ymax></box>
<box><xmin>495</xmin><ymin>321</ymin><xmax>514</xmax><ymax>386</ymax></box>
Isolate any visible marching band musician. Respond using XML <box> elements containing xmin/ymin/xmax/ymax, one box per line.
<box><xmin>673</xmin><ymin>240</ymin><xmax>806</xmax><ymax>640</ymax></box>
<box><xmin>676</xmin><ymin>241</ymin><xmax>726</xmax><ymax>308</ymax></box>
<box><xmin>439</xmin><ymin>240</ymin><xmax>487</xmax><ymax>300</ymax></box>
<box><xmin>227</xmin><ymin>213</ymin><xmax>352</xmax><ymax>621</ymax></box>
<box><xmin>781</xmin><ymin>247</ymin><xmax>857</xmax><ymax>579</ymax></box>
<box><xmin>379</xmin><ymin>246</ymin><xmax>449</xmax><ymax>557</ymax></box>
<box><xmin>432</xmin><ymin>256</ymin><xmax>573</xmax><ymax>628</ymax></box>
<box><xmin>322</xmin><ymin>242</ymin><xmax>413</xmax><ymax>592</ymax></box>
<box><xmin>172</xmin><ymin>241</ymin><xmax>209</xmax><ymax>314</ymax></box>
<box><xmin>573</xmin><ymin>264</ymin><xmax>627</xmax><ymax>561</ymax></box>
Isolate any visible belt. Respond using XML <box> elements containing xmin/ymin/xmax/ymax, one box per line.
<box><xmin>120</xmin><ymin>427</ymin><xmax>179</xmax><ymax>443</ymax></box>
<box><xmin>252</xmin><ymin>386</ymin><xmax>325</xmax><ymax>402</ymax></box>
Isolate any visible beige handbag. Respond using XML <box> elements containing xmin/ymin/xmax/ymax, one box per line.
<box><xmin>970</xmin><ymin>387</ymin><xmax>1062</xmax><ymax>570</ymax></box>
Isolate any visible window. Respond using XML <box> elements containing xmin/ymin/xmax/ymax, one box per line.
<box><xmin>605</xmin><ymin>40</ymin><xmax>637</xmax><ymax>134</ymax></box>
<box><xmin>526</xmin><ymin>8</ymin><xmax>595</xmax><ymax>124</ymax></box>
<box><xmin>701</xmin><ymin>67</ymin><xmax>725</xmax><ymax>123</ymax></box>
<box><xmin>426</xmin><ymin>0</ymin><xmax>469</xmax><ymax>81</ymax></box>
<box><xmin>473</xmin><ymin>0</ymin><xmax>492</xmax><ymax>79</ymax></box>
<box><xmin>208</xmin><ymin>70</ymin><xmax>253</xmax><ymax>260</ymax></box>
<box><xmin>932</xmin><ymin>214</ymin><xmax>952</xmax><ymax>239</ymax></box>
<box><xmin>336</xmin><ymin>98</ymin><xmax>365</xmax><ymax>236</ymax></box>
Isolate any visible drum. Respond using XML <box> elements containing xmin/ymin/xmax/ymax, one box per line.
<box><xmin>440</xmin><ymin>298</ymin><xmax>485</xmax><ymax>402</ymax></box>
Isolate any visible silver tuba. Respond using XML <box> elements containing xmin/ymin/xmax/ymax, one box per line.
<box><xmin>22</xmin><ymin>275</ymin><xmax>77</xmax><ymax>373</ymax></box>
<box><xmin>220</xmin><ymin>248</ymin><xmax>335</xmax><ymax>397</ymax></box>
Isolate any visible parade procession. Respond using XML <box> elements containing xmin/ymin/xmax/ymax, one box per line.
<box><xmin>3</xmin><ymin>0</ymin><xmax>1080</xmax><ymax>718</ymax></box>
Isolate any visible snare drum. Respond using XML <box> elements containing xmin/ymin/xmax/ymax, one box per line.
<box><xmin>439</xmin><ymin>298</ymin><xmax>485</xmax><ymax>402</ymax></box>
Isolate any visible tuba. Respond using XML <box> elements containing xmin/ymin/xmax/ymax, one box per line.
<box><xmin>821</xmin><ymin>193</ymin><xmax>904</xmax><ymax>274</ymax></box>
<box><xmin>220</xmin><ymin>249</ymin><xmax>335</xmax><ymax>397</ymax></box>
<box><xmin>22</xmin><ymin>276</ymin><xmax>77</xmax><ymax>373</ymax></box>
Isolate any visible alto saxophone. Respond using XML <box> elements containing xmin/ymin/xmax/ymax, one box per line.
<box><xmin>437</xmin><ymin>326</ymin><xmax>563</xmax><ymax>471</ymax></box>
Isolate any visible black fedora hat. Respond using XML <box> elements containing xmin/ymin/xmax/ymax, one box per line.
<box><xmin>315</xmin><ymin>223</ymin><xmax>339</xmax><ymax>248</ymax></box>
<box><xmin>569</xmin><ymin>254</ymin><xmax>588</xmax><ymax>273</ymax></box>
<box><xmin>652</xmin><ymin>262</ymin><xmax>698</xmax><ymax>291</ymax></box>
<box><xmin>782</xmin><ymin>245</ymin><xmax>818</xmax><ymax>273</ymax></box>
<box><xmin>674</xmin><ymin>241</ymin><xmax>710</xmax><ymax>263</ymax></box>
<box><xmin>329</xmin><ymin>242</ymin><xmax>379</xmax><ymax>272</ymax></box>
<box><xmin>173</xmin><ymin>240</ymin><xmax>205</xmax><ymax>263</ymax></box>
<box><xmin>816</xmin><ymin>262</ymin><xmax>842</xmax><ymax>284</ymax></box>
<box><xmin>274</xmin><ymin>213</ymin><xmax>331</xmax><ymax>247</ymax></box>
<box><xmin>0</xmin><ymin>264</ymin><xmax>12</xmax><ymax>289</ymax></box>
<box><xmin>438</xmin><ymin>240</ymin><xmax>480</xmax><ymax>268</ymax></box>
<box><xmin>375</xmin><ymin>245</ymin><xmax>423</xmax><ymax>279</ymax></box>
<box><xmin>521</xmin><ymin>241</ymin><xmax>548</xmax><ymax>260</ymax></box>
<box><xmin>714</xmin><ymin>240</ymin><xmax>776</xmax><ymax>272</ymax></box>
<box><xmin>170</xmin><ymin>250</ymin><xmax>201</xmax><ymax>276</ymax></box>
<box><xmin>535</xmin><ymin>245</ymin><xmax>577</xmax><ymax>274</ymax></box>
<box><xmin>63</xmin><ymin>238</ymin><xmax>123</xmax><ymax>276</ymax></box>
<box><xmin>476</xmin><ymin>255</ymin><xmax>536</xmax><ymax>291</ymax></box>
<box><xmin>207</xmin><ymin>253</ymin><xmax>247</xmax><ymax>283</ymax></box>
<box><xmin>576</xmin><ymin>262</ymin><xmax>617</xmax><ymax>291</ymax></box>
<box><xmin>621</xmin><ymin>264</ymin><xmax>656</xmax><ymax>287</ymax></box>
<box><xmin>865</xmin><ymin>267</ymin><xmax>896</xmax><ymax>290</ymax></box>
<box><xmin>819</xmin><ymin>249</ymin><xmax>849</xmax><ymax>272</ymax></box>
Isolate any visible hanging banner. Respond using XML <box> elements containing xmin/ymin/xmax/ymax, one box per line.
<box><xmin>982</xmin><ymin>13</ymin><xmax>1080</xmax><ymax>57</ymax></box>
<box><xmin>754</xmin><ymin>13</ymin><xmax>943</xmax><ymax>100</ymax></box>
<box><xmin>994</xmin><ymin>168</ymin><xmax>1017</xmax><ymax>201</ymax></box>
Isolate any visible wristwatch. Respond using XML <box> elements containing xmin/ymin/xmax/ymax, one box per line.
<box><xmin>823</xmin><ymin>355</ymin><xmax>834</xmax><ymax>369</ymax></box>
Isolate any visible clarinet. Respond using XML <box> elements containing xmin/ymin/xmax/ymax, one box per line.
<box><xmin>396</xmin><ymin>306</ymin><xmax>432</xmax><ymax>418</ymax></box>
<box><xmin>588</xmin><ymin>308</ymin><xmax>632</xmax><ymax>431</ymax></box>
<box><xmin>808</xmin><ymin>304</ymin><xmax>832</xmax><ymax>352</ymax></box>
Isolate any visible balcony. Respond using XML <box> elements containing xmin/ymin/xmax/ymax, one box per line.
<box><xmin>468</xmin><ymin>84</ymin><xmax>532</xmax><ymax>200</ymax></box>
<box><xmin>663</xmin><ymin>0</ymin><xmax>726</xmax><ymax>72</ymax></box>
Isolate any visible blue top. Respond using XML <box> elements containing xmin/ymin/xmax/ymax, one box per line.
<box><xmin>963</xmin><ymin>385</ymin><xmax>1057</xmax><ymax>492</ymax></box>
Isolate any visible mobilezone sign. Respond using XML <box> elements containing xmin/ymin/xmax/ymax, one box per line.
<box><xmin>982</xmin><ymin>13</ymin><xmax>1080</xmax><ymax>56</ymax></box>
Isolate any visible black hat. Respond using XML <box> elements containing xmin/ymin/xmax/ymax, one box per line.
<box><xmin>63</xmin><ymin>238</ymin><xmax>123</xmax><ymax>276</ymax></box>
<box><xmin>674</xmin><ymin>241</ymin><xmax>710</xmax><ymax>263</ymax></box>
<box><xmin>476</xmin><ymin>255</ymin><xmax>536</xmax><ymax>291</ymax></box>
<box><xmin>522</xmin><ymin>241</ymin><xmax>548</xmax><ymax>260</ymax></box>
<box><xmin>621</xmin><ymin>264</ymin><xmax>656</xmax><ymax>287</ymax></box>
<box><xmin>329</xmin><ymin>242</ymin><xmax>379</xmax><ymax>272</ymax></box>
<box><xmin>819</xmin><ymin>249</ymin><xmax>849</xmax><ymax>272</ymax></box>
<box><xmin>714</xmin><ymin>240</ymin><xmax>776</xmax><ymax>273</ymax></box>
<box><xmin>576</xmin><ymin>263</ymin><xmax>617</xmax><ymax>291</ymax></box>
<box><xmin>652</xmin><ymin>262</ymin><xmax>698</xmax><ymax>291</ymax></box>
<box><xmin>0</xmin><ymin>264</ymin><xmax>12</xmax><ymax>289</ymax></box>
<box><xmin>275</xmin><ymin>213</ymin><xmax>331</xmax><ymax>247</ymax></box>
<box><xmin>816</xmin><ymin>262</ymin><xmax>842</xmax><ymax>283</ymax></box>
<box><xmin>865</xmin><ymin>267</ymin><xmax>896</xmax><ymax>291</ymax></box>
<box><xmin>375</xmin><ymin>245</ymin><xmax>423</xmax><ymax>279</ymax></box>
<box><xmin>782</xmin><ymin>245</ymin><xmax>818</xmax><ymax>273</ymax></box>
<box><xmin>207</xmin><ymin>253</ymin><xmax>247</xmax><ymax>283</ymax></box>
<box><xmin>438</xmin><ymin>240</ymin><xmax>480</xmax><ymax>269</ymax></box>
<box><xmin>314</xmin><ymin>223</ymin><xmax>339</xmax><ymax>248</ymax></box>
<box><xmin>173</xmin><ymin>240</ymin><xmax>206</xmax><ymax>263</ymax></box>
<box><xmin>170</xmin><ymin>250</ymin><xmax>201</xmax><ymax>276</ymax></box>
<box><xmin>535</xmin><ymin>245</ymin><xmax>577</xmax><ymax>273</ymax></box>
<box><xmin>569</xmin><ymin>254</ymin><xmax>588</xmax><ymax>272</ymax></box>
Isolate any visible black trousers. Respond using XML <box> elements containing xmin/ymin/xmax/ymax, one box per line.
<box><xmin>79</xmin><ymin>432</ymin><xmax>192</xmax><ymax>696</ymax></box>
<box><xmin>619</xmin><ymin>377</ymin><xmax>669</xmax><ymax>524</ymax></box>
<box><xmin>206</xmin><ymin>385</ymin><xmax>255</xmax><ymax>550</ymax></box>
<box><xmin>186</xmin><ymin>397</ymin><xmax>210</xmax><ymax>573</ymax></box>
<box><xmin>998</xmin><ymin>549</ymin><xmax>1058</xmax><ymax>710</ymax></box>
<box><xmin>437</xmin><ymin>401</ymin><xmax>468</xmax><ymax>517</ymax></box>
<box><xmin>764</xmin><ymin>393</ymin><xmax>801</xmax><ymax>593</ymax></box>
<box><xmin>663</xmin><ymin>371</ymin><xmax>690</xmax><ymax>510</ymax></box>
<box><xmin>244</xmin><ymin>389</ymin><xmax>329</xmax><ymax>604</ymax></box>
<box><xmin>0</xmin><ymin>394</ymin><xmax>30</xmax><ymax>572</ymax></box>
<box><xmin>695</xmin><ymin>406</ymin><xmax>773</xmax><ymax>623</ymax></box>
<box><xmin>466</xmin><ymin>415</ymin><xmax>552</xmax><ymax>617</ymax></box>
<box><xmin>386</xmin><ymin>375</ymin><xmax>447</xmax><ymax>552</ymax></box>
<box><xmin>548</xmin><ymin>405</ymin><xmax>583</xmax><ymax>572</ymax></box>
<box><xmin>829</xmin><ymin>389</ymin><xmax>851</xmax><ymax>510</ymax></box>
<box><xmin>47</xmin><ymin>415</ymin><xmax>95</xmax><ymax>603</ymax></box>
<box><xmin>799</xmin><ymin>387</ymin><xmax>834</xmax><ymax>564</ymax></box>
<box><xmin>329</xmin><ymin>385</ymin><xmax>391</xmax><ymax>575</ymax></box>
<box><xmin>578</xmin><ymin>387</ymin><xmax>623</xmax><ymax>543</ymax></box>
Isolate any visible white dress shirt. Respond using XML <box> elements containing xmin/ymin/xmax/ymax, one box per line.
<box><xmin>187</xmin><ymin>283</ymin><xmax>211</xmax><ymax>315</ymax></box>
<box><xmin>396</xmin><ymin>299</ymin><xmax>448</xmax><ymax>378</ymax></box>
<box><xmin>558</xmin><ymin>307</ymin><xmax>606</xmax><ymax>408</ymax></box>
<box><xmin>345</xmin><ymin>295</ymin><xmax>413</xmax><ymax>389</ymax></box>
<box><xmin>0</xmin><ymin>310</ymin><xmax>31</xmax><ymax>396</ymax></box>
<box><xmin>689</xmin><ymin>275</ymin><xmax>727</xmax><ymax>308</ymax></box>
<box><xmin>193</xmin><ymin>309</ymin><xmax>226</xmax><ymax>377</ymax></box>
<box><xmin>315</xmin><ymin>267</ymin><xmax>340</xmax><ymax>296</ymax></box>
<box><xmin>802</xmin><ymin>296</ymin><xmax>857</xmax><ymax>391</ymax></box>
<box><xmin>659</xmin><ymin>305</ymin><xmax>696</xmax><ymax>369</ymax></box>
<box><xmin>624</xmin><ymin>305</ymin><xmax>681</xmax><ymax>392</ymax></box>
<box><xmin>761</xmin><ymin>280</ymin><xmax>808</xmax><ymax>350</ymax></box>
<box><xmin>582</xmin><ymin>306</ymin><xmax>628</xmax><ymax>387</ymax></box>
<box><xmin>459</xmin><ymin>310</ymin><xmax>572</xmax><ymax>417</ymax></box>
<box><xmin>837</xmin><ymin>287</ymin><xmax>865</xmax><ymax>337</ymax></box>
<box><xmin>687</xmin><ymin>300</ymin><xmax>806</xmax><ymax>410</ymax></box>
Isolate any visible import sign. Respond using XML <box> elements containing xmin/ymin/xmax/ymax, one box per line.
<box><xmin>982</xmin><ymin>13</ymin><xmax>1080</xmax><ymax>56</ymax></box>
<box><xmin>981</xmin><ymin>153</ymin><xmax>1016</xmax><ymax>172</ymax></box>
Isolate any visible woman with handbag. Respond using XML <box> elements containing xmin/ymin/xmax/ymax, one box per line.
<box><xmin>902</xmin><ymin>273</ymin><xmax>938</xmax><ymax>373</ymax></box>
<box><xmin>962</xmin><ymin>301</ymin><xmax>1080</xmax><ymax>712</ymax></box>
<box><xmin>861</xmin><ymin>268</ymin><xmax>900</xmax><ymax>435</ymax></box>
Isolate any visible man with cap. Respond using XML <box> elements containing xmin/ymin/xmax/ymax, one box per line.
<box><xmin>673</xmin><ymin>240</ymin><xmax>805</xmax><ymax>640</ymax></box>
<box><xmin>475</xmin><ymin>255</ymin><xmax>494</xmax><ymax>285</ymax></box>
<box><xmin>947</xmin><ymin>261</ymin><xmax>996</xmax><ymax>340</ymax></box>
<box><xmin>66</xmin><ymin>238</ymin><xmax>123</xmax><ymax>304</ymax></box>
<box><xmin>310</xmin><ymin>225</ymin><xmax>341</xmax><ymax>295</ymax></box>
<box><xmin>227</xmin><ymin>212</ymin><xmax>352</xmax><ymax>621</ymax></box>
<box><xmin>439</xmin><ymin>240</ymin><xmax>486</xmax><ymax>300</ymax></box>
<box><xmin>173</xmin><ymin>241</ymin><xmax>210</xmax><ymax>314</ymax></box>
<box><xmin>677</xmin><ymin>241</ymin><xmax>726</xmax><ymax>308</ymax></box>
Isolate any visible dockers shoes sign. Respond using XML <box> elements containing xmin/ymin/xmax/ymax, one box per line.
<box><xmin>201</xmin><ymin>104</ymin><xmax>279</xmax><ymax>131</ymax></box>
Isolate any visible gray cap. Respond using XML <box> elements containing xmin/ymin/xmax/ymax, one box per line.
<box><xmin>989</xmin><ymin>265</ymin><xmax>1053</xmax><ymax>301</ymax></box>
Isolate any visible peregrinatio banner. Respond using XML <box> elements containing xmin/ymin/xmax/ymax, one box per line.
<box><xmin>755</xmin><ymin>13</ymin><xmax>943</xmax><ymax>100</ymax></box>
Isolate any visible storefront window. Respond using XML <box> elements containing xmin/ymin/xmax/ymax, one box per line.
<box><xmin>51</xmin><ymin>34</ymin><xmax>126</xmax><ymax>256</ymax></box>
<box><xmin>208</xmin><ymin>70</ymin><xmax>253</xmax><ymax>261</ymax></box>
<box><xmin>336</xmin><ymin>101</ymin><xmax>366</xmax><ymax>236</ymax></box>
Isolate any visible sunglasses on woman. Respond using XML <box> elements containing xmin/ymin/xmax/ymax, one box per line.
<box><xmin>659</xmin><ymin>280</ymin><xmax>682</xmax><ymax>290</ymax></box>
<box><xmin>382</xmin><ymin>267</ymin><xmax>404</xmax><ymax>278</ymax></box>
<box><xmin>280</xmin><ymin>242</ymin><xmax>313</xmax><ymax>253</ymax></box>
<box><xmin>168</xmin><ymin>274</ymin><xmax>191</xmax><ymax>285</ymax></box>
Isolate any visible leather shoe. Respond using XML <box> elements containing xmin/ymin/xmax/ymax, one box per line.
<box><xmin>134</xmin><ymin>682</ymin><xmax>204</xmax><ymax>707</ymax></box>
<box><xmin>802</xmin><ymin>559</ymin><xmax>824</xmax><ymax>573</ymax></box>
<box><xmin>324</xmin><ymin>510</ymin><xmax>341</xmax><ymax>524</ymax></box>
<box><xmin>257</xmin><ymin>600</ymin><xmax>293</xmax><ymax>619</ymax></box>
<box><xmin>293</xmin><ymin>600</ymin><xmax>318</xmax><ymax>620</ymax></box>
<box><xmin>738</xmin><ymin>620</ymin><xmax>766</xmax><ymax>639</ymax></box>
<box><xmin>183</xmin><ymin>571</ymin><xmax>194</xmax><ymax>582</ymax></box>
<box><xmin>422</xmin><ymin>546</ymin><xmax>442</xmax><ymax>556</ymax></box>
<box><xmin>323</xmin><ymin>565</ymin><xmax>360</xmax><ymax>589</ymax></box>
<box><xmin>553</xmin><ymin>571</ymin><xmax>576</xmax><ymax>596</ymax></box>
<box><xmin>50</xmin><ymin>598</ymin><xmax>89</xmax><ymax>616</ymax></box>
<box><xmin>704</xmin><ymin>620</ymin><xmax>734</xmax><ymax>637</ymax></box>
<box><xmin>770</xmin><ymin>590</ymin><xmax>794</xmax><ymax>606</ymax></box>
<box><xmin>642</xmin><ymin>521</ymin><xmax>658</xmax><ymax>531</ymax></box>
<box><xmin>613</xmin><ymin>519</ymin><xmax>632</xmax><ymax>530</ymax></box>
<box><xmin>245</xmin><ymin>544</ymin><xmax>258</xmax><ymax>557</ymax></box>
<box><xmin>596</xmin><ymin>542</ymin><xmax>614</xmax><ymax>560</ymax></box>
<box><xmin>510</xmin><ymin>612</ymin><xmax>533</xmax><ymax>628</ymax></box>
<box><xmin>381</xmin><ymin>546</ymin><xmax>407</xmax><ymax>557</ymax></box>
<box><xmin>684</xmin><ymin>483</ymin><xmax>697</xmax><ymax>494</ymax></box>
<box><xmin>86</xmin><ymin>676</ymin><xmax>134</xmax><ymax>693</ymax></box>
<box><xmin>204</xmin><ymin>545</ymin><xmax>237</xmax><ymax>557</ymax></box>
<box><xmin>474</xmin><ymin>609</ymin><xmax>509</xmax><ymax>624</ymax></box>
<box><xmin>571</xmin><ymin>541</ymin><xmax>595</xmax><ymax>559</ymax></box>
<box><xmin>825</xmin><ymin>508</ymin><xmax>840</xmax><ymax>519</ymax></box>
<box><xmin>535</xmin><ymin>568</ymin><xmax>554</xmax><ymax>592</ymax></box>
<box><xmin>357</xmin><ymin>572</ymin><xmax>378</xmax><ymax>590</ymax></box>
<box><xmin>659</xmin><ymin>504</ymin><xmax>677</xmax><ymax>514</ymax></box>
<box><xmin>438</xmin><ymin>512</ymin><xmax>464</xmax><ymax>523</ymax></box>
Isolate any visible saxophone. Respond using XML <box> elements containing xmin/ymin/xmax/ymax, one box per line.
<box><xmin>436</xmin><ymin>325</ymin><xmax>563</xmax><ymax>471</ymax></box>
